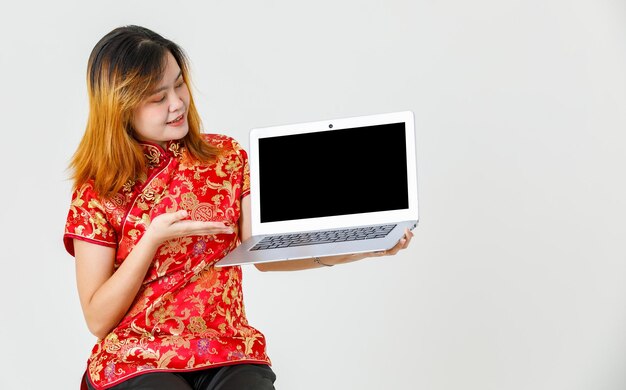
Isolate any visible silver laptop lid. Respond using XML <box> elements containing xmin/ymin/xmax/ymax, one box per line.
<box><xmin>249</xmin><ymin>111</ymin><xmax>418</xmax><ymax>236</ymax></box>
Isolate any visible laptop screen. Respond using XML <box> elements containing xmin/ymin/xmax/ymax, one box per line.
<box><xmin>258</xmin><ymin>122</ymin><xmax>409</xmax><ymax>223</ymax></box>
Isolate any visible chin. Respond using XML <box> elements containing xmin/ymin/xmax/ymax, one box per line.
<box><xmin>170</xmin><ymin>126</ymin><xmax>189</xmax><ymax>140</ymax></box>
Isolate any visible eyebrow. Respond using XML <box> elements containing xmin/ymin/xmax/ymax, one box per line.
<box><xmin>151</xmin><ymin>71</ymin><xmax>183</xmax><ymax>94</ymax></box>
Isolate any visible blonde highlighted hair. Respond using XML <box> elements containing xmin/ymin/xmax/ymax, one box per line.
<box><xmin>70</xmin><ymin>25</ymin><xmax>219</xmax><ymax>196</ymax></box>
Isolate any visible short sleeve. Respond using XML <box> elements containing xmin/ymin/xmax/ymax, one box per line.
<box><xmin>241</xmin><ymin>148</ymin><xmax>250</xmax><ymax>198</ymax></box>
<box><xmin>63</xmin><ymin>182</ymin><xmax>118</xmax><ymax>257</ymax></box>
<box><xmin>231</xmin><ymin>140</ymin><xmax>250</xmax><ymax>199</ymax></box>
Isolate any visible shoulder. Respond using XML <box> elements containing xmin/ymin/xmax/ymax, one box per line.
<box><xmin>201</xmin><ymin>133</ymin><xmax>248</xmax><ymax>159</ymax></box>
<box><xmin>73</xmin><ymin>179</ymin><xmax>125</xmax><ymax>204</ymax></box>
<box><xmin>72</xmin><ymin>180</ymin><xmax>99</xmax><ymax>202</ymax></box>
<box><xmin>201</xmin><ymin>133</ymin><xmax>244</xmax><ymax>150</ymax></box>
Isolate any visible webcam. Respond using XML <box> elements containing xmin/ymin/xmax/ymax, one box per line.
<box><xmin>329</xmin><ymin>124</ymin><xmax>333</xmax><ymax>129</ymax></box>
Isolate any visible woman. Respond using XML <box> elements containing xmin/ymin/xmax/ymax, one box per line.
<box><xmin>64</xmin><ymin>25</ymin><xmax>413</xmax><ymax>390</ymax></box>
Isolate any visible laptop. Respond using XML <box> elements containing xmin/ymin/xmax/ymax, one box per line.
<box><xmin>215</xmin><ymin>111</ymin><xmax>419</xmax><ymax>266</ymax></box>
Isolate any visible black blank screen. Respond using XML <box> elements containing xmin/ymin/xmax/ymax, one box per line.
<box><xmin>258</xmin><ymin>122</ymin><xmax>409</xmax><ymax>223</ymax></box>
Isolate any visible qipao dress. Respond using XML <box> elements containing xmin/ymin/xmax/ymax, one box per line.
<box><xmin>63</xmin><ymin>134</ymin><xmax>270</xmax><ymax>389</ymax></box>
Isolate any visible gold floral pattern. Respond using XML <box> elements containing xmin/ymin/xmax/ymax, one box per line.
<box><xmin>64</xmin><ymin>134</ymin><xmax>267</xmax><ymax>389</ymax></box>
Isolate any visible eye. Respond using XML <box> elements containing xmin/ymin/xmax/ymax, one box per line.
<box><xmin>151</xmin><ymin>93</ymin><xmax>166</xmax><ymax>103</ymax></box>
<box><xmin>175</xmin><ymin>80</ymin><xmax>184</xmax><ymax>89</ymax></box>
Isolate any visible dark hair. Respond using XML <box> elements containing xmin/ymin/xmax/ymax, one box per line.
<box><xmin>71</xmin><ymin>25</ymin><xmax>220</xmax><ymax>196</ymax></box>
<box><xmin>88</xmin><ymin>25</ymin><xmax>188</xmax><ymax>100</ymax></box>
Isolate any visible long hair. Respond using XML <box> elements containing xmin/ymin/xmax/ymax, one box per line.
<box><xmin>70</xmin><ymin>25</ymin><xmax>219</xmax><ymax>196</ymax></box>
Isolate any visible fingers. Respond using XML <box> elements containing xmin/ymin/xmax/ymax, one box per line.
<box><xmin>158</xmin><ymin>210</ymin><xmax>232</xmax><ymax>232</ymax></box>
<box><xmin>379</xmin><ymin>228</ymin><xmax>414</xmax><ymax>257</ymax></box>
<box><xmin>159</xmin><ymin>209</ymin><xmax>190</xmax><ymax>225</ymax></box>
<box><xmin>172</xmin><ymin>220</ymin><xmax>234</xmax><ymax>236</ymax></box>
<box><xmin>400</xmin><ymin>228</ymin><xmax>413</xmax><ymax>249</ymax></box>
<box><xmin>149</xmin><ymin>210</ymin><xmax>235</xmax><ymax>242</ymax></box>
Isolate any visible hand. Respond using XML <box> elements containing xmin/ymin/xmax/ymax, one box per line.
<box><xmin>330</xmin><ymin>228</ymin><xmax>415</xmax><ymax>266</ymax></box>
<box><xmin>144</xmin><ymin>210</ymin><xmax>234</xmax><ymax>247</ymax></box>
<box><xmin>367</xmin><ymin>227</ymin><xmax>414</xmax><ymax>258</ymax></box>
<box><xmin>255</xmin><ymin>228</ymin><xmax>415</xmax><ymax>271</ymax></box>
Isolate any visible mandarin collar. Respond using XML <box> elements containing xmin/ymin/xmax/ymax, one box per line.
<box><xmin>139</xmin><ymin>140</ymin><xmax>182</xmax><ymax>167</ymax></box>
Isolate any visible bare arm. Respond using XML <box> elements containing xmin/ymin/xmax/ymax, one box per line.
<box><xmin>75</xmin><ymin>210</ymin><xmax>233</xmax><ymax>339</ymax></box>
<box><xmin>234</xmin><ymin>196</ymin><xmax>414</xmax><ymax>272</ymax></box>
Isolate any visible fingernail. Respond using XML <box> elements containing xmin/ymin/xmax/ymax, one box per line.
<box><xmin>181</xmin><ymin>210</ymin><xmax>188</xmax><ymax>217</ymax></box>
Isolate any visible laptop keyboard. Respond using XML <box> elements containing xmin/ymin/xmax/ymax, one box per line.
<box><xmin>250</xmin><ymin>224</ymin><xmax>397</xmax><ymax>251</ymax></box>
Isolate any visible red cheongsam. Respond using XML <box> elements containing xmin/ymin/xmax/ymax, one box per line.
<box><xmin>64</xmin><ymin>134</ymin><xmax>270</xmax><ymax>389</ymax></box>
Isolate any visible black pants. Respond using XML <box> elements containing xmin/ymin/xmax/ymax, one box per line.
<box><xmin>85</xmin><ymin>364</ymin><xmax>276</xmax><ymax>390</ymax></box>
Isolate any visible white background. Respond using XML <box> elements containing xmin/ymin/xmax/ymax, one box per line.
<box><xmin>1</xmin><ymin>1</ymin><xmax>625</xmax><ymax>389</ymax></box>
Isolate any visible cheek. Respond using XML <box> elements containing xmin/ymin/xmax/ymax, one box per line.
<box><xmin>130</xmin><ymin>110</ymin><xmax>141</xmax><ymax>132</ymax></box>
<box><xmin>133</xmin><ymin>107</ymin><xmax>165</xmax><ymax>134</ymax></box>
<box><xmin>181</xmin><ymin>85</ymin><xmax>191</xmax><ymax>107</ymax></box>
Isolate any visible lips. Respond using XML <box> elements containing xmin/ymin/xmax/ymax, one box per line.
<box><xmin>167</xmin><ymin>114</ymin><xmax>184</xmax><ymax>124</ymax></box>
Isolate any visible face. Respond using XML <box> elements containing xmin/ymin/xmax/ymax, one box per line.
<box><xmin>131</xmin><ymin>51</ymin><xmax>190</xmax><ymax>147</ymax></box>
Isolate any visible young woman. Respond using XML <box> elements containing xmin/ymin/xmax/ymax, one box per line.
<box><xmin>64</xmin><ymin>25</ymin><xmax>413</xmax><ymax>390</ymax></box>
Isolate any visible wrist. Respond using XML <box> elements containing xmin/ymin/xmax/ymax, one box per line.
<box><xmin>313</xmin><ymin>256</ymin><xmax>333</xmax><ymax>267</ymax></box>
<box><xmin>139</xmin><ymin>229</ymin><xmax>164</xmax><ymax>251</ymax></box>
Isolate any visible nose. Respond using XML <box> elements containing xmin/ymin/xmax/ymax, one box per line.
<box><xmin>168</xmin><ymin>91</ymin><xmax>185</xmax><ymax>112</ymax></box>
